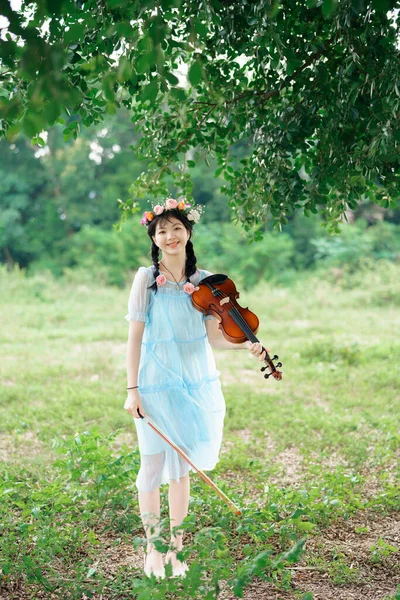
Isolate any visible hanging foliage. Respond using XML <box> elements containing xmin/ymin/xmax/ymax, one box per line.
<box><xmin>0</xmin><ymin>0</ymin><xmax>399</xmax><ymax>232</ymax></box>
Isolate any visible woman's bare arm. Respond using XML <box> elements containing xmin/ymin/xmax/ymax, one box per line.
<box><xmin>205</xmin><ymin>318</ymin><xmax>268</xmax><ymax>360</ymax></box>
<box><xmin>127</xmin><ymin>320</ymin><xmax>145</xmax><ymax>385</ymax></box>
<box><xmin>125</xmin><ymin>320</ymin><xmax>146</xmax><ymax>418</ymax></box>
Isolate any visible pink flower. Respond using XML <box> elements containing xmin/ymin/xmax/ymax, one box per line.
<box><xmin>153</xmin><ymin>204</ymin><xmax>164</xmax><ymax>215</ymax></box>
<box><xmin>156</xmin><ymin>274</ymin><xmax>167</xmax><ymax>286</ymax></box>
<box><xmin>187</xmin><ymin>209</ymin><xmax>201</xmax><ymax>223</ymax></box>
<box><xmin>166</xmin><ymin>198</ymin><xmax>178</xmax><ymax>209</ymax></box>
<box><xmin>183</xmin><ymin>282</ymin><xmax>199</xmax><ymax>294</ymax></box>
<box><xmin>140</xmin><ymin>218</ymin><xmax>147</xmax><ymax>226</ymax></box>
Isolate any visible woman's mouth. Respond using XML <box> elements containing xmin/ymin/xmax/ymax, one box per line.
<box><xmin>167</xmin><ymin>242</ymin><xmax>179</xmax><ymax>248</ymax></box>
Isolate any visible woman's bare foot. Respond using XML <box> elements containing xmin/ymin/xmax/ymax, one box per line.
<box><xmin>165</xmin><ymin>547</ymin><xmax>189</xmax><ymax>578</ymax></box>
<box><xmin>144</xmin><ymin>546</ymin><xmax>165</xmax><ymax>579</ymax></box>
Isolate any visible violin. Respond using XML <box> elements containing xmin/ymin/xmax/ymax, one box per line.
<box><xmin>191</xmin><ymin>274</ymin><xmax>282</xmax><ymax>381</ymax></box>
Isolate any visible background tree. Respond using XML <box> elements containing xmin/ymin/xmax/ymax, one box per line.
<box><xmin>0</xmin><ymin>0</ymin><xmax>399</xmax><ymax>236</ymax></box>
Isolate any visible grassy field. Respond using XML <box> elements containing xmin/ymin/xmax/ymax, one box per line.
<box><xmin>0</xmin><ymin>264</ymin><xmax>399</xmax><ymax>600</ymax></box>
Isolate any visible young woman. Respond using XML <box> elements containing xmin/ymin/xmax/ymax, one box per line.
<box><xmin>124</xmin><ymin>198</ymin><xmax>268</xmax><ymax>579</ymax></box>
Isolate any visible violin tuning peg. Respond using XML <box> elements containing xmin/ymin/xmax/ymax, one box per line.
<box><xmin>264</xmin><ymin>373</ymin><xmax>271</xmax><ymax>379</ymax></box>
<box><xmin>272</xmin><ymin>355</ymin><xmax>279</xmax><ymax>361</ymax></box>
<box><xmin>260</xmin><ymin>366</ymin><xmax>268</xmax><ymax>372</ymax></box>
<box><xmin>276</xmin><ymin>362</ymin><xmax>282</xmax><ymax>368</ymax></box>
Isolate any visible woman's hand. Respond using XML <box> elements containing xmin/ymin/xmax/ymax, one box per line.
<box><xmin>246</xmin><ymin>341</ymin><xmax>270</xmax><ymax>362</ymax></box>
<box><xmin>124</xmin><ymin>389</ymin><xmax>146</xmax><ymax>420</ymax></box>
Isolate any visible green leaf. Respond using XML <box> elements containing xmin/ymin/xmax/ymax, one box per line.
<box><xmin>188</xmin><ymin>60</ymin><xmax>204</xmax><ymax>86</ymax></box>
<box><xmin>140</xmin><ymin>78</ymin><xmax>159</xmax><ymax>103</ymax></box>
<box><xmin>117</xmin><ymin>57</ymin><xmax>133</xmax><ymax>82</ymax></box>
<box><xmin>44</xmin><ymin>100</ymin><xmax>61</xmax><ymax>124</ymax></box>
<box><xmin>286</xmin><ymin>58</ymin><xmax>302</xmax><ymax>76</ymax></box>
<box><xmin>161</xmin><ymin>0</ymin><xmax>183</xmax><ymax>8</ymax></box>
<box><xmin>170</xmin><ymin>87</ymin><xmax>186</xmax><ymax>102</ymax></box>
<box><xmin>32</xmin><ymin>136</ymin><xmax>46</xmax><ymax>147</ymax></box>
<box><xmin>102</xmin><ymin>73</ymin><xmax>116</xmax><ymax>102</ymax></box>
<box><xmin>106</xmin><ymin>102</ymin><xmax>117</xmax><ymax>114</ymax></box>
<box><xmin>296</xmin><ymin>520</ymin><xmax>317</xmax><ymax>532</ymax></box>
<box><xmin>165</xmin><ymin>71</ymin><xmax>179</xmax><ymax>86</ymax></box>
<box><xmin>22</xmin><ymin>111</ymin><xmax>45</xmax><ymax>138</ymax></box>
<box><xmin>267</xmin><ymin>0</ymin><xmax>281</xmax><ymax>18</ymax></box>
<box><xmin>137</xmin><ymin>36</ymin><xmax>153</xmax><ymax>53</ymax></box>
<box><xmin>148</xmin><ymin>19</ymin><xmax>165</xmax><ymax>45</ymax></box>
<box><xmin>372</xmin><ymin>0</ymin><xmax>391</xmax><ymax>10</ymax></box>
<box><xmin>322</xmin><ymin>0</ymin><xmax>338</xmax><ymax>17</ymax></box>
<box><xmin>194</xmin><ymin>19</ymin><xmax>209</xmax><ymax>39</ymax></box>
<box><xmin>136</xmin><ymin>52</ymin><xmax>155</xmax><ymax>74</ymax></box>
<box><xmin>64</xmin><ymin>22</ymin><xmax>86</xmax><ymax>45</ymax></box>
<box><xmin>108</xmin><ymin>0</ymin><xmax>132</xmax><ymax>7</ymax></box>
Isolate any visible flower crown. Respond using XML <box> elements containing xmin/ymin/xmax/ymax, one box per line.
<box><xmin>140</xmin><ymin>197</ymin><xmax>203</xmax><ymax>226</ymax></box>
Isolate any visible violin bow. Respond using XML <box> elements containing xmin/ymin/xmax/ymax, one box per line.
<box><xmin>139</xmin><ymin>411</ymin><xmax>242</xmax><ymax>515</ymax></box>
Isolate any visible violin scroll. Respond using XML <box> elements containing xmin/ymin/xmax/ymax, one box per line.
<box><xmin>260</xmin><ymin>348</ymin><xmax>283</xmax><ymax>380</ymax></box>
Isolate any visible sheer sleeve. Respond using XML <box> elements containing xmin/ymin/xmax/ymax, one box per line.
<box><xmin>124</xmin><ymin>267</ymin><xmax>152</xmax><ymax>322</ymax></box>
<box><xmin>199</xmin><ymin>269</ymin><xmax>218</xmax><ymax>321</ymax></box>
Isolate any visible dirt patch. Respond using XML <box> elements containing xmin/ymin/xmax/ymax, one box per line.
<box><xmin>0</xmin><ymin>430</ymin><xmax>45</xmax><ymax>463</ymax></box>
<box><xmin>269</xmin><ymin>446</ymin><xmax>305</xmax><ymax>485</ymax></box>
<box><xmin>291</xmin><ymin>511</ymin><xmax>399</xmax><ymax>600</ymax></box>
<box><xmin>219</xmin><ymin>580</ymin><xmax>296</xmax><ymax>599</ymax></box>
<box><xmin>112</xmin><ymin>430</ymin><xmax>137</xmax><ymax>453</ymax></box>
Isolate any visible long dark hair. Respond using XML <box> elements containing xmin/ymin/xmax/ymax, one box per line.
<box><xmin>146</xmin><ymin>209</ymin><xmax>197</xmax><ymax>292</ymax></box>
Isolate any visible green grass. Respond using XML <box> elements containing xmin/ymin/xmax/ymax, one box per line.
<box><xmin>0</xmin><ymin>263</ymin><xmax>399</xmax><ymax>599</ymax></box>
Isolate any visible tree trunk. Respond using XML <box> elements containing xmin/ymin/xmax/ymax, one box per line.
<box><xmin>3</xmin><ymin>246</ymin><xmax>14</xmax><ymax>271</ymax></box>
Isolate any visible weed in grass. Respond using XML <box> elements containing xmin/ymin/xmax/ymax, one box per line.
<box><xmin>355</xmin><ymin>525</ymin><xmax>370</xmax><ymax>534</ymax></box>
<box><xmin>328</xmin><ymin>549</ymin><xmax>362</xmax><ymax>585</ymax></box>
<box><xmin>370</xmin><ymin>537</ymin><xmax>398</xmax><ymax>564</ymax></box>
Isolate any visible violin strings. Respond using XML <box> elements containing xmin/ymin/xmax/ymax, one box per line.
<box><xmin>212</xmin><ymin>289</ymin><xmax>258</xmax><ymax>340</ymax></box>
<box><xmin>212</xmin><ymin>289</ymin><xmax>268</xmax><ymax>353</ymax></box>
<box><xmin>209</xmin><ymin>289</ymin><xmax>276</xmax><ymax>372</ymax></box>
<box><xmin>211</xmin><ymin>289</ymin><xmax>255</xmax><ymax>339</ymax></box>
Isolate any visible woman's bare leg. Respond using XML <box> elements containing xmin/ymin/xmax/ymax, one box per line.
<box><xmin>167</xmin><ymin>472</ymin><xmax>190</xmax><ymax>571</ymax></box>
<box><xmin>138</xmin><ymin>488</ymin><xmax>164</xmax><ymax>574</ymax></box>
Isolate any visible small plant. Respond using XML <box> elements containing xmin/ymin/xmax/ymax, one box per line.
<box><xmin>370</xmin><ymin>538</ymin><xmax>398</xmax><ymax>564</ymax></box>
<box><xmin>355</xmin><ymin>526</ymin><xmax>370</xmax><ymax>534</ymax></box>
<box><xmin>328</xmin><ymin>550</ymin><xmax>361</xmax><ymax>585</ymax></box>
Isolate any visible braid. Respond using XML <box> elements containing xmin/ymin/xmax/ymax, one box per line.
<box><xmin>150</xmin><ymin>242</ymin><xmax>160</xmax><ymax>293</ymax></box>
<box><xmin>185</xmin><ymin>240</ymin><xmax>197</xmax><ymax>281</ymax></box>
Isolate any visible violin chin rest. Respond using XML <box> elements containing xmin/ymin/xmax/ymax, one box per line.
<box><xmin>201</xmin><ymin>273</ymin><xmax>228</xmax><ymax>285</ymax></box>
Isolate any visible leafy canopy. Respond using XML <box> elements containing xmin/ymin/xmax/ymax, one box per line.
<box><xmin>0</xmin><ymin>0</ymin><xmax>399</xmax><ymax>233</ymax></box>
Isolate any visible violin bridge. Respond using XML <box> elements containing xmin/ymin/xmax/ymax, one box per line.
<box><xmin>219</xmin><ymin>297</ymin><xmax>230</xmax><ymax>306</ymax></box>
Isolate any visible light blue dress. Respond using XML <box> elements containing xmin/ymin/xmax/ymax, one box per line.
<box><xmin>125</xmin><ymin>266</ymin><xmax>226</xmax><ymax>492</ymax></box>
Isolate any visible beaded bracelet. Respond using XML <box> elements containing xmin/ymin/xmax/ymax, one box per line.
<box><xmin>127</xmin><ymin>385</ymin><xmax>139</xmax><ymax>390</ymax></box>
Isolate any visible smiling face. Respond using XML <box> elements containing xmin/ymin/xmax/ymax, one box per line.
<box><xmin>152</xmin><ymin>215</ymin><xmax>191</xmax><ymax>257</ymax></box>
